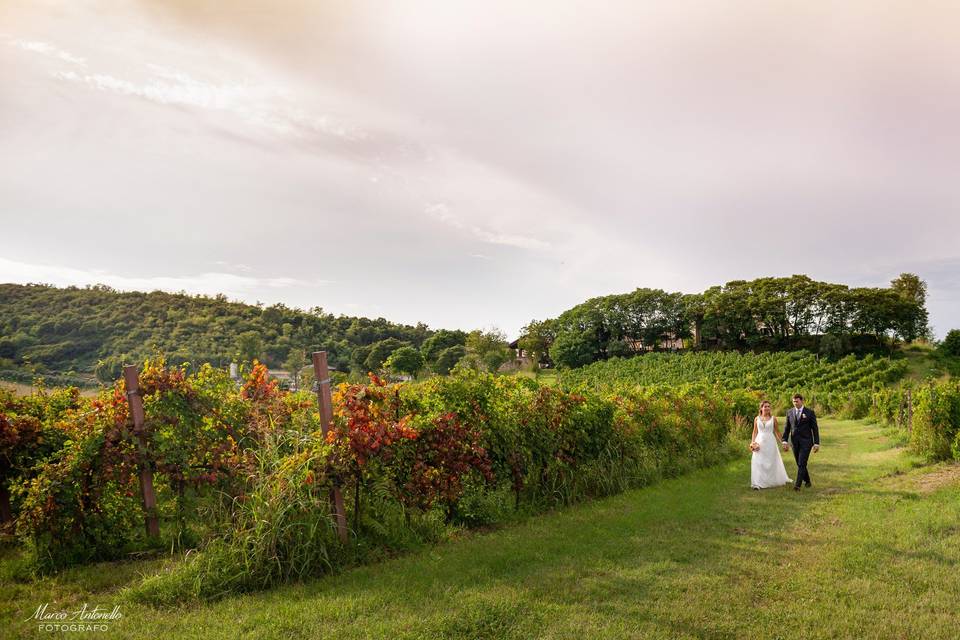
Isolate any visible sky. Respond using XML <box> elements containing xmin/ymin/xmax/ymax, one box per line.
<box><xmin>1</xmin><ymin>0</ymin><xmax>958</xmax><ymax>339</ymax></box>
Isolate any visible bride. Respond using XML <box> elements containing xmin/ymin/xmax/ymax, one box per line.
<box><xmin>751</xmin><ymin>400</ymin><xmax>792</xmax><ymax>489</ymax></box>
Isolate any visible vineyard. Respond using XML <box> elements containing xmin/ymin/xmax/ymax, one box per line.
<box><xmin>871</xmin><ymin>378</ymin><xmax>960</xmax><ymax>462</ymax></box>
<box><xmin>3</xmin><ymin>344</ymin><xmax>957</xmax><ymax>614</ymax></box>
<box><xmin>559</xmin><ymin>351</ymin><xmax>907</xmax><ymax>416</ymax></box>
<box><xmin>0</xmin><ymin>357</ymin><xmax>761</xmax><ymax>604</ymax></box>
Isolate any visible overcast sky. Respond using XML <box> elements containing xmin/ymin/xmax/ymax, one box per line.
<box><xmin>2</xmin><ymin>0</ymin><xmax>958</xmax><ymax>338</ymax></box>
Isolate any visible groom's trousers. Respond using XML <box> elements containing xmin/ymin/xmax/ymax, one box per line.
<box><xmin>792</xmin><ymin>437</ymin><xmax>813</xmax><ymax>487</ymax></box>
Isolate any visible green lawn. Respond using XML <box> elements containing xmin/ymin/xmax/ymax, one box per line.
<box><xmin>3</xmin><ymin>418</ymin><xmax>960</xmax><ymax>639</ymax></box>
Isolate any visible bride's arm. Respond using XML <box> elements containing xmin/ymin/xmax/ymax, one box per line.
<box><xmin>751</xmin><ymin>417</ymin><xmax>758</xmax><ymax>444</ymax></box>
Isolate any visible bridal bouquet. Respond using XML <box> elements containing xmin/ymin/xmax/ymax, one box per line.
<box><xmin>749</xmin><ymin>441</ymin><xmax>760</xmax><ymax>453</ymax></box>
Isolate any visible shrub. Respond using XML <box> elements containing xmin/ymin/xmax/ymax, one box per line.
<box><xmin>939</xmin><ymin>329</ymin><xmax>960</xmax><ymax>358</ymax></box>
<box><xmin>909</xmin><ymin>381</ymin><xmax>960</xmax><ymax>461</ymax></box>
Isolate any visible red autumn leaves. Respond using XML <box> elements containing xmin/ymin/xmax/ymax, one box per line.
<box><xmin>332</xmin><ymin>373</ymin><xmax>494</xmax><ymax>512</ymax></box>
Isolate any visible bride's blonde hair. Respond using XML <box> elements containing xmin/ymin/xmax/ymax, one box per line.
<box><xmin>757</xmin><ymin>400</ymin><xmax>772</xmax><ymax>417</ymax></box>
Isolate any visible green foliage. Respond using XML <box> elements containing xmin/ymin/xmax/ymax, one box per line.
<box><xmin>871</xmin><ymin>380</ymin><xmax>960</xmax><ymax>462</ymax></box>
<box><xmin>9</xmin><ymin>418</ymin><xmax>959</xmax><ymax>639</ymax></box>
<box><xmin>13</xmin><ymin>357</ymin><xmax>312</xmax><ymax>571</ymax></box>
<box><xmin>432</xmin><ymin>345</ymin><xmax>467</xmax><ymax>375</ymax></box>
<box><xmin>420</xmin><ymin>329</ymin><xmax>468</xmax><ymax>364</ymax></box>
<box><xmin>908</xmin><ymin>381</ymin><xmax>960</xmax><ymax>462</ymax></box>
<box><xmin>363</xmin><ymin>338</ymin><xmax>410</xmax><ymax>373</ymax></box>
<box><xmin>283</xmin><ymin>349</ymin><xmax>307</xmax><ymax>391</ymax></box>
<box><xmin>549</xmin><ymin>330</ymin><xmax>597</xmax><ymax>369</ymax></box>
<box><xmin>939</xmin><ymin>329</ymin><xmax>960</xmax><ymax>358</ymax></box>
<box><xmin>818</xmin><ymin>333</ymin><xmax>851</xmax><ymax>359</ymax></box>
<box><xmin>559</xmin><ymin>350</ymin><xmax>906</xmax><ymax>417</ymax></box>
<box><xmin>128</xmin><ymin>432</ymin><xmax>347</xmax><ymax>605</ymax></box>
<box><xmin>528</xmin><ymin>275</ymin><xmax>930</xmax><ymax>369</ymax></box>
<box><xmin>100</xmin><ymin>366</ymin><xmax>758</xmax><ymax>604</ymax></box>
<box><xmin>890</xmin><ymin>273</ymin><xmax>930</xmax><ymax>341</ymax></box>
<box><xmin>517</xmin><ymin>319</ymin><xmax>555</xmax><ymax>366</ymax></box>
<box><xmin>464</xmin><ymin>328</ymin><xmax>513</xmax><ymax>372</ymax></box>
<box><xmin>384</xmin><ymin>346</ymin><xmax>424</xmax><ymax>377</ymax></box>
<box><xmin>0</xmin><ymin>283</ymin><xmax>436</xmax><ymax>376</ymax></box>
<box><xmin>235</xmin><ymin>330</ymin><xmax>264</xmax><ymax>364</ymax></box>
<box><xmin>0</xmin><ymin>382</ymin><xmax>80</xmax><ymax>510</ymax></box>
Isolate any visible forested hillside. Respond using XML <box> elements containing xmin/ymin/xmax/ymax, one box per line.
<box><xmin>0</xmin><ymin>283</ymin><xmax>447</xmax><ymax>380</ymax></box>
<box><xmin>0</xmin><ymin>273</ymin><xmax>935</xmax><ymax>384</ymax></box>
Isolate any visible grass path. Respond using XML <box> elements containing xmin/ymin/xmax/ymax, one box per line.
<box><xmin>4</xmin><ymin>418</ymin><xmax>960</xmax><ymax>639</ymax></box>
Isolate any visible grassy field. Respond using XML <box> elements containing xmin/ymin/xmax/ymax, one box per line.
<box><xmin>3</xmin><ymin>417</ymin><xmax>959</xmax><ymax>639</ymax></box>
<box><xmin>899</xmin><ymin>343</ymin><xmax>944</xmax><ymax>381</ymax></box>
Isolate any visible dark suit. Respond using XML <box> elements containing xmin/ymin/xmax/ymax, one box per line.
<box><xmin>782</xmin><ymin>406</ymin><xmax>819</xmax><ymax>488</ymax></box>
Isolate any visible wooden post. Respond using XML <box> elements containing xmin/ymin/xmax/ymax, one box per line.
<box><xmin>0</xmin><ymin>485</ymin><xmax>12</xmax><ymax>524</ymax></box>
<box><xmin>312</xmin><ymin>352</ymin><xmax>349</xmax><ymax>544</ymax></box>
<box><xmin>123</xmin><ymin>365</ymin><xmax>160</xmax><ymax>539</ymax></box>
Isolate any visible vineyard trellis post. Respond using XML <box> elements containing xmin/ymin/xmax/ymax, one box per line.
<box><xmin>122</xmin><ymin>365</ymin><xmax>160</xmax><ymax>538</ymax></box>
<box><xmin>312</xmin><ymin>351</ymin><xmax>349</xmax><ymax>544</ymax></box>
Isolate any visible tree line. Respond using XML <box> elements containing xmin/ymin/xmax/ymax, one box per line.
<box><xmin>520</xmin><ymin>273</ymin><xmax>930</xmax><ymax>369</ymax></box>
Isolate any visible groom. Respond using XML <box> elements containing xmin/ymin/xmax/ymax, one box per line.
<box><xmin>781</xmin><ymin>393</ymin><xmax>820</xmax><ymax>491</ymax></box>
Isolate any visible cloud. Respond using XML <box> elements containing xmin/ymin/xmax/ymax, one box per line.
<box><xmin>3</xmin><ymin>1</ymin><xmax>959</xmax><ymax>340</ymax></box>
<box><xmin>49</xmin><ymin>66</ymin><xmax>344</xmax><ymax>140</ymax></box>
<box><xmin>424</xmin><ymin>203</ymin><xmax>550</xmax><ymax>250</ymax></box>
<box><xmin>9</xmin><ymin>28</ymin><xmax>566</xmax><ymax>257</ymax></box>
<box><xmin>212</xmin><ymin>260</ymin><xmax>254</xmax><ymax>273</ymax></box>
<box><xmin>10</xmin><ymin>38</ymin><xmax>86</xmax><ymax>65</ymax></box>
<box><xmin>0</xmin><ymin>257</ymin><xmax>331</xmax><ymax>302</ymax></box>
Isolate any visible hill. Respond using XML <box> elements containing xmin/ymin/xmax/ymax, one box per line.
<box><xmin>0</xmin><ymin>283</ymin><xmax>437</xmax><ymax>380</ymax></box>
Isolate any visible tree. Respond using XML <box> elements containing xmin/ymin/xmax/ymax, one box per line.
<box><xmin>284</xmin><ymin>349</ymin><xmax>307</xmax><ymax>391</ymax></box>
<box><xmin>384</xmin><ymin>346</ymin><xmax>424</xmax><ymax>377</ymax></box>
<box><xmin>818</xmin><ymin>333</ymin><xmax>851</xmax><ymax>359</ymax></box>
<box><xmin>433</xmin><ymin>345</ymin><xmax>467</xmax><ymax>375</ymax></box>
<box><xmin>890</xmin><ymin>273</ymin><xmax>927</xmax><ymax>306</ymax></box>
<box><xmin>549</xmin><ymin>330</ymin><xmax>596</xmax><ymax>369</ymax></box>
<box><xmin>517</xmin><ymin>320</ymin><xmax>555</xmax><ymax>366</ymax></box>
<box><xmin>236</xmin><ymin>331</ymin><xmax>264</xmax><ymax>365</ymax></box>
<box><xmin>683</xmin><ymin>293</ymin><xmax>706</xmax><ymax>347</ymax></box>
<box><xmin>606</xmin><ymin>339</ymin><xmax>634</xmax><ymax>358</ymax></box>
<box><xmin>421</xmin><ymin>329</ymin><xmax>468</xmax><ymax>364</ymax></box>
<box><xmin>364</xmin><ymin>338</ymin><xmax>409</xmax><ymax>372</ymax></box>
<box><xmin>464</xmin><ymin>328</ymin><xmax>512</xmax><ymax>372</ymax></box>
<box><xmin>451</xmin><ymin>352</ymin><xmax>486</xmax><ymax>373</ymax></box>
<box><xmin>350</xmin><ymin>344</ymin><xmax>373</xmax><ymax>374</ymax></box>
<box><xmin>94</xmin><ymin>354</ymin><xmax>127</xmax><ymax>382</ymax></box>
<box><xmin>940</xmin><ymin>330</ymin><xmax>960</xmax><ymax>358</ymax></box>
<box><xmin>552</xmin><ymin>300</ymin><xmax>609</xmax><ymax>361</ymax></box>
<box><xmin>890</xmin><ymin>273</ymin><xmax>930</xmax><ymax>342</ymax></box>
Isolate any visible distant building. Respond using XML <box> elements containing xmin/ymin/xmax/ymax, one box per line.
<box><xmin>508</xmin><ymin>338</ymin><xmax>547</xmax><ymax>369</ymax></box>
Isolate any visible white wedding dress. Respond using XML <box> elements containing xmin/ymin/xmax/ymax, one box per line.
<box><xmin>751</xmin><ymin>416</ymin><xmax>791</xmax><ymax>489</ymax></box>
